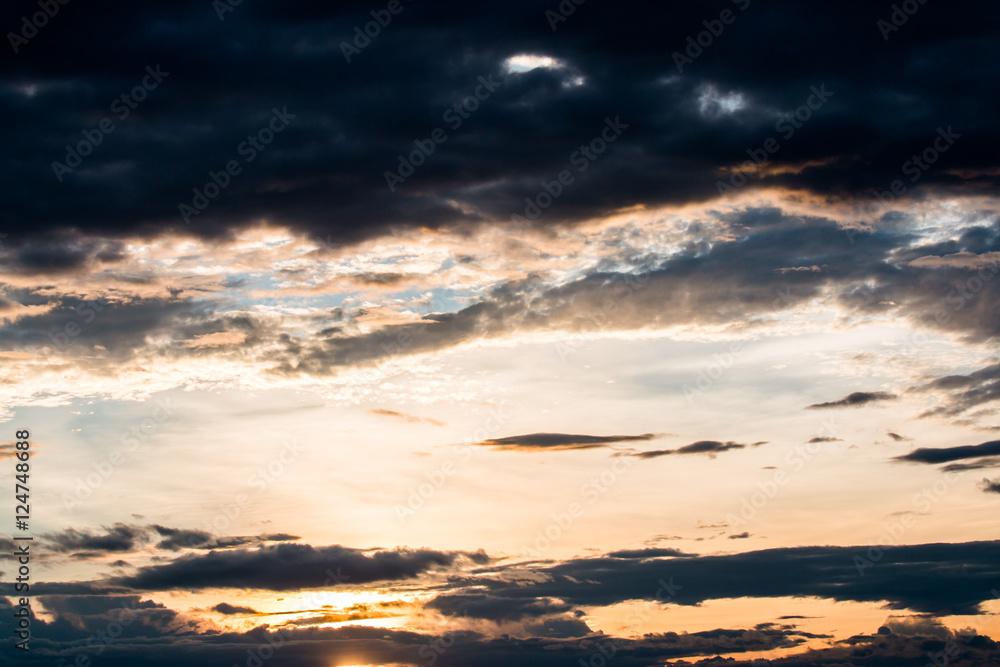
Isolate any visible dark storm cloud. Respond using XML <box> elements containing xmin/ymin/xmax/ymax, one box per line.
<box><xmin>0</xmin><ymin>593</ymin><xmax>855</xmax><ymax>667</ymax></box>
<box><xmin>6</xmin><ymin>542</ymin><xmax>1000</xmax><ymax>665</ymax></box>
<box><xmin>2</xmin><ymin>0</ymin><xmax>998</xmax><ymax>244</ymax></box>
<box><xmin>893</xmin><ymin>439</ymin><xmax>1000</xmax><ymax>464</ymax></box>
<box><xmin>437</xmin><ymin>540</ymin><xmax>1000</xmax><ymax>616</ymax></box>
<box><xmin>806</xmin><ymin>391</ymin><xmax>897</xmax><ymax>409</ymax></box>
<box><xmin>632</xmin><ymin>440</ymin><xmax>764</xmax><ymax>459</ymax></box>
<box><xmin>473</xmin><ymin>432</ymin><xmax>659</xmax><ymax>451</ymax></box>
<box><xmin>115</xmin><ymin>543</ymin><xmax>490</xmax><ymax>591</ymax></box>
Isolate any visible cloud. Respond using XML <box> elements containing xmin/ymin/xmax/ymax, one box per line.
<box><xmin>473</xmin><ymin>432</ymin><xmax>660</xmax><ymax>451</ymax></box>
<box><xmin>632</xmin><ymin>440</ymin><xmax>765</xmax><ymax>459</ymax></box>
<box><xmin>894</xmin><ymin>440</ymin><xmax>1000</xmax><ymax>464</ymax></box>
<box><xmin>980</xmin><ymin>478</ymin><xmax>1000</xmax><ymax>494</ymax></box>
<box><xmin>806</xmin><ymin>391</ymin><xmax>897</xmax><ymax>409</ymax></box>
<box><xmin>43</xmin><ymin>523</ymin><xmax>149</xmax><ymax>554</ymax></box>
<box><xmin>425</xmin><ymin>594</ymin><xmax>576</xmax><ymax>622</ymax></box>
<box><xmin>212</xmin><ymin>602</ymin><xmax>260</xmax><ymax>615</ymax></box>
<box><xmin>436</xmin><ymin>540</ymin><xmax>1000</xmax><ymax>616</ymax></box>
<box><xmin>370</xmin><ymin>408</ymin><xmax>444</xmax><ymax>426</ymax></box>
<box><xmin>3</xmin><ymin>0</ymin><xmax>998</xmax><ymax>248</ymax></box>
<box><xmin>605</xmin><ymin>548</ymin><xmax>690</xmax><ymax>559</ymax></box>
<box><xmin>0</xmin><ymin>589</ymin><xmax>884</xmax><ymax>667</ymax></box>
<box><xmin>114</xmin><ymin>543</ymin><xmax>490</xmax><ymax>591</ymax></box>
<box><xmin>39</xmin><ymin>524</ymin><xmax>302</xmax><ymax>558</ymax></box>
<box><xmin>942</xmin><ymin>457</ymin><xmax>1000</xmax><ymax>472</ymax></box>
<box><xmin>908</xmin><ymin>251</ymin><xmax>1000</xmax><ymax>270</ymax></box>
<box><xmin>150</xmin><ymin>525</ymin><xmax>300</xmax><ymax>551</ymax></box>
<box><xmin>913</xmin><ymin>362</ymin><xmax>1000</xmax><ymax>419</ymax></box>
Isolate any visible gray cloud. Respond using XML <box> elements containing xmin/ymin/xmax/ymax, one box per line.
<box><xmin>894</xmin><ymin>440</ymin><xmax>1000</xmax><ymax>464</ymax></box>
<box><xmin>806</xmin><ymin>391</ymin><xmax>897</xmax><ymax>409</ymax></box>
<box><xmin>914</xmin><ymin>362</ymin><xmax>1000</xmax><ymax>419</ymax></box>
<box><xmin>436</xmin><ymin>540</ymin><xmax>1000</xmax><ymax>616</ymax></box>
<box><xmin>212</xmin><ymin>602</ymin><xmax>260</xmax><ymax>615</ymax></box>
<box><xmin>43</xmin><ymin>523</ymin><xmax>149</xmax><ymax>554</ymax></box>
<box><xmin>632</xmin><ymin>440</ymin><xmax>765</xmax><ymax>459</ymax></box>
<box><xmin>114</xmin><ymin>543</ymin><xmax>490</xmax><ymax>591</ymax></box>
<box><xmin>474</xmin><ymin>432</ymin><xmax>660</xmax><ymax>451</ymax></box>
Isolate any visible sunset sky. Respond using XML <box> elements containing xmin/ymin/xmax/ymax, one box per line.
<box><xmin>2</xmin><ymin>1</ymin><xmax>1000</xmax><ymax>665</ymax></box>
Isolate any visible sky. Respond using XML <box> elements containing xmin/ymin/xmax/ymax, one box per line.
<box><xmin>1</xmin><ymin>0</ymin><xmax>1000</xmax><ymax>665</ymax></box>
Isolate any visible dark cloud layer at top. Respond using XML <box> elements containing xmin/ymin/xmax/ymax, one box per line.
<box><xmin>1</xmin><ymin>0</ymin><xmax>998</xmax><ymax>244</ymax></box>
